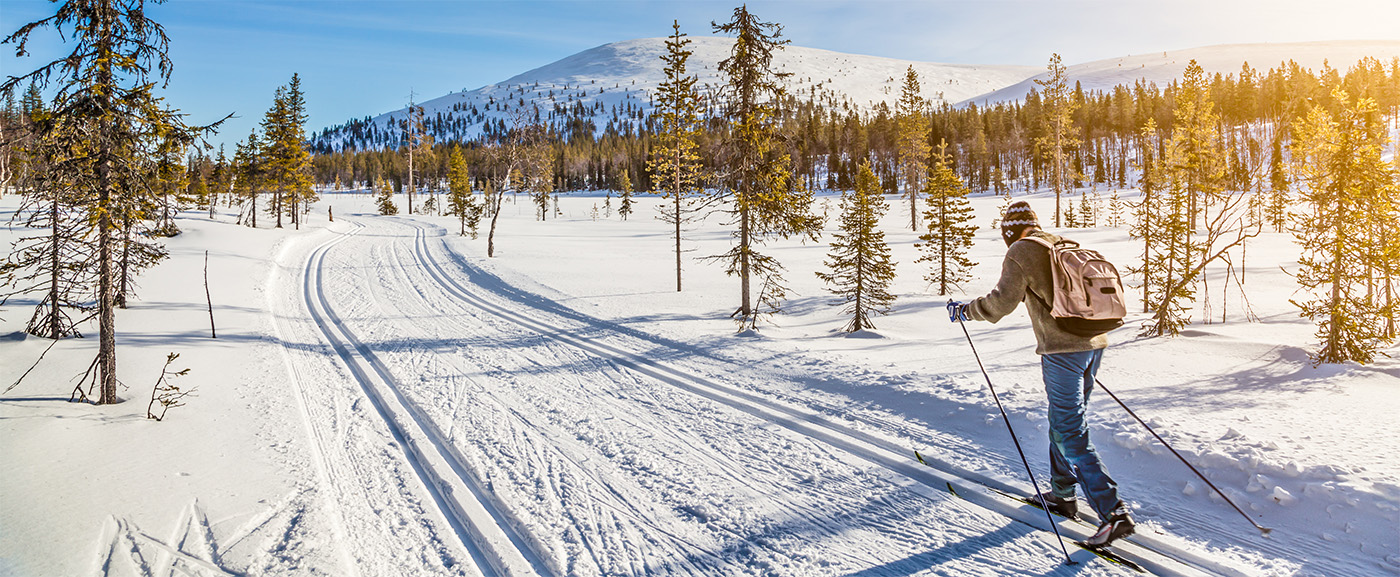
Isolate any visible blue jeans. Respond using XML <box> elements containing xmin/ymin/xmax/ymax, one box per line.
<box><xmin>1042</xmin><ymin>349</ymin><xmax>1123</xmax><ymax>519</ymax></box>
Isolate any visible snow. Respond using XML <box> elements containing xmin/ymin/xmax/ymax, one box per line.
<box><xmin>963</xmin><ymin>40</ymin><xmax>1400</xmax><ymax>106</ymax></box>
<box><xmin>3</xmin><ymin>183</ymin><xmax>1396</xmax><ymax>576</ymax></box>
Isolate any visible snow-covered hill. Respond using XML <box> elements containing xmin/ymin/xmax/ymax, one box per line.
<box><xmin>961</xmin><ymin>40</ymin><xmax>1400</xmax><ymax>106</ymax></box>
<box><xmin>492</xmin><ymin>36</ymin><xmax>1039</xmax><ymax>109</ymax></box>
<box><xmin>314</xmin><ymin>38</ymin><xmax>1400</xmax><ymax>151</ymax></box>
<box><xmin>312</xmin><ymin>37</ymin><xmax>1037</xmax><ymax>150</ymax></box>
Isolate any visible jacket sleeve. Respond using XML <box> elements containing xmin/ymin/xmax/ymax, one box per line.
<box><xmin>969</xmin><ymin>253</ymin><xmax>1027</xmax><ymax>323</ymax></box>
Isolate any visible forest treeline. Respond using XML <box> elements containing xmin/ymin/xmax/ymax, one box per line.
<box><xmin>303</xmin><ymin>55</ymin><xmax>1400</xmax><ymax>209</ymax></box>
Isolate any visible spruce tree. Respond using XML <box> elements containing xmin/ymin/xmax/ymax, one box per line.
<box><xmin>446</xmin><ymin>146</ymin><xmax>481</xmax><ymax>237</ymax></box>
<box><xmin>260</xmin><ymin>87</ymin><xmax>288</xmax><ymax>228</ymax></box>
<box><xmin>209</xmin><ymin>145</ymin><xmax>230</xmax><ymax>218</ymax></box>
<box><xmin>1142</xmin><ymin>60</ymin><xmax>1255</xmax><ymax>337</ymax></box>
<box><xmin>916</xmin><ymin>141</ymin><xmax>978</xmax><ymax>296</ymax></box>
<box><xmin>646</xmin><ymin>20</ymin><xmax>704</xmax><ymax>291</ymax></box>
<box><xmin>1288</xmin><ymin>86</ymin><xmax>1398</xmax><ymax>364</ymax></box>
<box><xmin>188</xmin><ymin>158</ymin><xmax>210</xmax><ymax>219</ymax></box>
<box><xmin>151</xmin><ymin>124</ymin><xmax>186</xmax><ymax>236</ymax></box>
<box><xmin>817</xmin><ymin>160</ymin><xmax>896</xmax><ymax>331</ymax></box>
<box><xmin>1141</xmin><ymin>133</ymin><xmax>1197</xmax><ymax>336</ymax></box>
<box><xmin>260</xmin><ymin>74</ymin><xmax>313</xmax><ymax>230</ymax></box>
<box><xmin>1035</xmin><ymin>53</ymin><xmax>1080</xmax><ymax>227</ymax></box>
<box><xmin>710</xmin><ymin>5</ymin><xmax>821</xmax><ymax>328</ymax></box>
<box><xmin>374</xmin><ymin>175</ymin><xmax>398</xmax><ymax>215</ymax></box>
<box><xmin>532</xmin><ymin>167</ymin><xmax>551</xmax><ymax>220</ymax></box>
<box><xmin>1172</xmin><ymin>60</ymin><xmax>1227</xmax><ymax>231</ymax></box>
<box><xmin>1079</xmin><ymin>190</ymin><xmax>1093</xmax><ymax>227</ymax></box>
<box><xmin>896</xmin><ymin>65</ymin><xmax>930</xmax><ymax>231</ymax></box>
<box><xmin>3</xmin><ymin>0</ymin><xmax>210</xmax><ymax>404</ymax></box>
<box><xmin>1129</xmin><ymin>119</ymin><xmax>1163</xmax><ymax>313</ymax></box>
<box><xmin>617</xmin><ymin>168</ymin><xmax>634</xmax><ymax>220</ymax></box>
<box><xmin>233</xmin><ymin>129</ymin><xmax>263</xmax><ymax>227</ymax></box>
<box><xmin>527</xmin><ymin>140</ymin><xmax>554</xmax><ymax>221</ymax></box>
<box><xmin>1107</xmin><ymin>189</ymin><xmax>1124</xmax><ymax>227</ymax></box>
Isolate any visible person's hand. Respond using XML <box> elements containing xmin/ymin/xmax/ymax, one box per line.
<box><xmin>946</xmin><ymin>300</ymin><xmax>970</xmax><ymax>323</ymax></box>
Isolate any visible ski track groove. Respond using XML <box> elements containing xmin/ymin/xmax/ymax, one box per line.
<box><xmin>395</xmin><ymin>218</ymin><xmax>1231</xmax><ymax>577</ymax></box>
<box><xmin>268</xmin><ymin>231</ymin><xmax>364</xmax><ymax>577</ymax></box>
<box><xmin>363</xmin><ymin>234</ymin><xmax>743</xmax><ymax>577</ymax></box>
<box><xmin>303</xmin><ymin>226</ymin><xmax>550</xmax><ymax>577</ymax></box>
<box><xmin>365</xmin><ymin>235</ymin><xmax>758</xmax><ymax>575</ymax></box>
<box><xmin>276</xmin><ymin>225</ymin><xmax>455</xmax><ymax>576</ymax></box>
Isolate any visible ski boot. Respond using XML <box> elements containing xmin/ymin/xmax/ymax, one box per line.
<box><xmin>1084</xmin><ymin>511</ymin><xmax>1135</xmax><ymax>548</ymax></box>
<box><xmin>1034</xmin><ymin>492</ymin><xmax>1079</xmax><ymax>519</ymax></box>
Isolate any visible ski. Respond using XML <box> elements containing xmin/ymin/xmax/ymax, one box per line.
<box><xmin>1074</xmin><ymin>541</ymin><xmax>1146</xmax><ymax>573</ymax></box>
<box><xmin>985</xmin><ymin>486</ymin><xmax>1082</xmax><ymax>521</ymax></box>
<box><xmin>915</xmin><ymin>450</ymin><xmax>1146</xmax><ymax>573</ymax></box>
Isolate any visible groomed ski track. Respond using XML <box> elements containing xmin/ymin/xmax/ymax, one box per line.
<box><xmin>275</xmin><ymin>213</ymin><xmax>1244</xmax><ymax>576</ymax></box>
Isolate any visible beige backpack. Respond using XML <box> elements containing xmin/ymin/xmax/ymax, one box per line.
<box><xmin>1022</xmin><ymin>236</ymin><xmax>1126</xmax><ymax>337</ymax></box>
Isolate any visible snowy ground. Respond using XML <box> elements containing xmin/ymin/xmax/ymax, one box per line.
<box><xmin>1</xmin><ymin>187</ymin><xmax>1396</xmax><ymax>577</ymax></box>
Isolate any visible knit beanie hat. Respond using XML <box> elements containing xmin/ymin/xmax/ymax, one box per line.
<box><xmin>1001</xmin><ymin>201</ymin><xmax>1040</xmax><ymax>246</ymax></box>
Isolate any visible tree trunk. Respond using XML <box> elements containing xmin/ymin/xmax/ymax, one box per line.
<box><xmin>116</xmin><ymin>218</ymin><xmax>130</xmax><ymax>309</ymax></box>
<box><xmin>1142</xmin><ymin>179</ymin><xmax>1152</xmax><ymax>313</ymax></box>
<box><xmin>909</xmin><ymin>177</ymin><xmax>918</xmax><ymax>232</ymax></box>
<box><xmin>1326</xmin><ymin>188</ymin><xmax>1346</xmax><ymax>362</ymax></box>
<box><xmin>1386</xmin><ymin>270</ymin><xmax>1395</xmax><ymax>339</ymax></box>
<box><xmin>47</xmin><ymin>194</ymin><xmax>60</xmax><ymax>339</ymax></box>
<box><xmin>98</xmin><ymin>152</ymin><xmax>117</xmax><ymax>405</ymax></box>
<box><xmin>1054</xmin><ymin>118</ymin><xmax>1063</xmax><ymax>227</ymax></box>
<box><xmin>674</xmin><ymin>153</ymin><xmax>682</xmax><ymax>292</ymax></box>
<box><xmin>487</xmin><ymin>191</ymin><xmax>501</xmax><ymax>258</ymax></box>
<box><xmin>739</xmin><ymin>190</ymin><xmax>752</xmax><ymax>319</ymax></box>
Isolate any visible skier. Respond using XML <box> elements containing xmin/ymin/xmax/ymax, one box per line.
<box><xmin>946</xmin><ymin>200</ymin><xmax>1135</xmax><ymax>548</ymax></box>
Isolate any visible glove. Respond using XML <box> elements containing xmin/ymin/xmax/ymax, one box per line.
<box><xmin>946</xmin><ymin>300</ymin><xmax>971</xmax><ymax>323</ymax></box>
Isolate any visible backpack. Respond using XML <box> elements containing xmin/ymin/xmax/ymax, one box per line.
<box><xmin>1021</xmin><ymin>236</ymin><xmax>1126</xmax><ymax>337</ymax></box>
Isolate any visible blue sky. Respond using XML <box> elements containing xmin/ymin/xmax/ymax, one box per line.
<box><xmin>3</xmin><ymin>0</ymin><xmax>1398</xmax><ymax>152</ymax></box>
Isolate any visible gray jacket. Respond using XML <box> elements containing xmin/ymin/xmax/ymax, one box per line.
<box><xmin>968</xmin><ymin>230</ymin><xmax>1109</xmax><ymax>355</ymax></box>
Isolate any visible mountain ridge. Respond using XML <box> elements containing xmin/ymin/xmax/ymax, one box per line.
<box><xmin>312</xmin><ymin>38</ymin><xmax>1400</xmax><ymax>151</ymax></box>
<box><xmin>963</xmin><ymin>39</ymin><xmax>1400</xmax><ymax>106</ymax></box>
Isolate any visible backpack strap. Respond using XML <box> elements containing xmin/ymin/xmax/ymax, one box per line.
<box><xmin>1019</xmin><ymin>235</ymin><xmax>1054</xmax><ymax>250</ymax></box>
<box><xmin>1012</xmin><ymin>235</ymin><xmax>1056</xmax><ymax>312</ymax></box>
<box><xmin>1020</xmin><ymin>234</ymin><xmax>1079</xmax><ymax>250</ymax></box>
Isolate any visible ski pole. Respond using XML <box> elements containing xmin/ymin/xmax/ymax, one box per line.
<box><xmin>954</xmin><ymin>312</ymin><xmax>1077</xmax><ymax>566</ymax></box>
<box><xmin>1094</xmin><ymin>377</ymin><xmax>1273</xmax><ymax>536</ymax></box>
